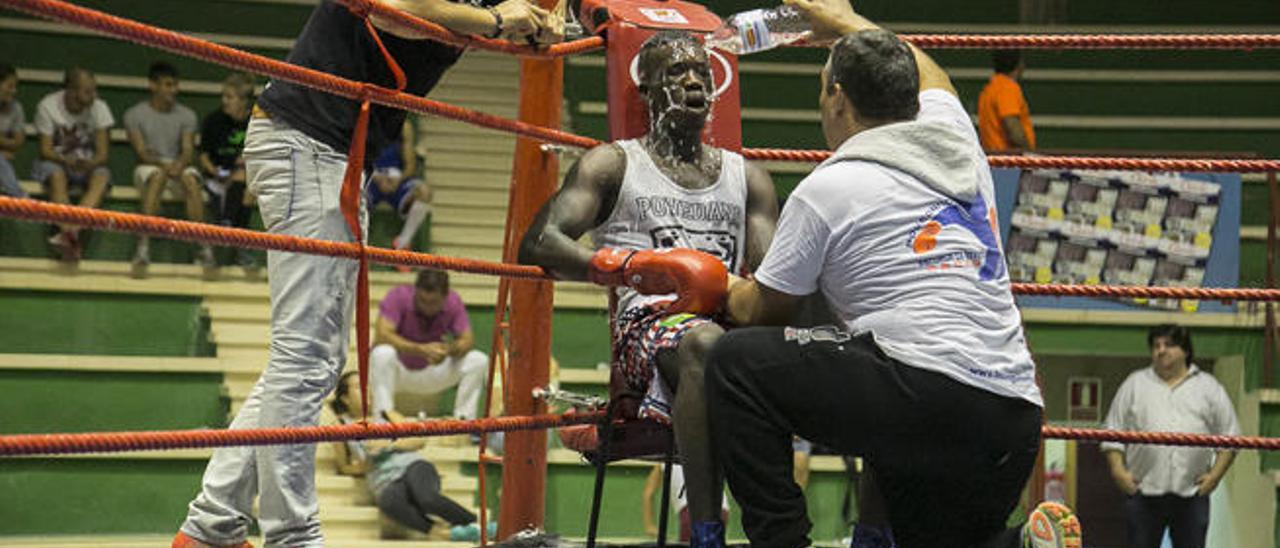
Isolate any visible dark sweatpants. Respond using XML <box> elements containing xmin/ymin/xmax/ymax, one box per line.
<box><xmin>707</xmin><ymin>327</ymin><xmax>1042</xmax><ymax>548</ymax></box>
<box><xmin>1125</xmin><ymin>494</ymin><xmax>1210</xmax><ymax>548</ymax></box>
<box><xmin>376</xmin><ymin>460</ymin><xmax>476</xmax><ymax>534</ymax></box>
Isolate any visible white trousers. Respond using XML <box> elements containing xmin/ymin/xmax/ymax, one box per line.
<box><xmin>369</xmin><ymin>344</ymin><xmax>488</xmax><ymax>421</ymax></box>
<box><xmin>181</xmin><ymin>117</ymin><xmax>365</xmax><ymax>547</ymax></box>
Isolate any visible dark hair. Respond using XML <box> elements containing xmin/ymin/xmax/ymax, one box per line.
<box><xmin>636</xmin><ymin>30</ymin><xmax>702</xmax><ymax>89</ymax></box>
<box><xmin>1147</xmin><ymin>324</ymin><xmax>1194</xmax><ymax>364</ymax></box>
<box><xmin>331</xmin><ymin>370</ymin><xmax>359</xmax><ymax>416</ymax></box>
<box><xmin>992</xmin><ymin>50</ymin><xmax>1023</xmax><ymax>75</ymax></box>
<box><xmin>415</xmin><ymin>269</ymin><xmax>449</xmax><ymax>294</ymax></box>
<box><xmin>148</xmin><ymin>61</ymin><xmax>178</xmax><ymax>81</ymax></box>
<box><xmin>223</xmin><ymin>72</ymin><xmax>255</xmax><ymax>102</ymax></box>
<box><xmin>827</xmin><ymin>30</ymin><xmax>920</xmax><ymax>122</ymax></box>
<box><xmin>0</xmin><ymin>63</ymin><xmax>15</xmax><ymax>81</ymax></box>
<box><xmin>63</xmin><ymin>66</ymin><xmax>92</xmax><ymax>88</ymax></box>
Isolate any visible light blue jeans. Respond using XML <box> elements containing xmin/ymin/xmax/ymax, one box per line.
<box><xmin>181</xmin><ymin>117</ymin><xmax>366</xmax><ymax>547</ymax></box>
<box><xmin>0</xmin><ymin>155</ymin><xmax>27</xmax><ymax>198</ymax></box>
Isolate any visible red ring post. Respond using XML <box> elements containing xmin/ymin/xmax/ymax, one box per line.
<box><xmin>498</xmin><ymin>8</ymin><xmax>563</xmax><ymax>536</ymax></box>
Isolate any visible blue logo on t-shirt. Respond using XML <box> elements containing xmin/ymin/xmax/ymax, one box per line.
<box><xmin>910</xmin><ymin>193</ymin><xmax>1005</xmax><ymax>281</ymax></box>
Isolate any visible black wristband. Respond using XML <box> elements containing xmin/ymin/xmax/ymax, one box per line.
<box><xmin>485</xmin><ymin>7</ymin><xmax>503</xmax><ymax>39</ymax></box>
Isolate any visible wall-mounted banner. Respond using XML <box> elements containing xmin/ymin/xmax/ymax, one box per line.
<box><xmin>992</xmin><ymin>168</ymin><xmax>1241</xmax><ymax>313</ymax></box>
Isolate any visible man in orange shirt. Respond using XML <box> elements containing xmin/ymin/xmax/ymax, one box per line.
<box><xmin>978</xmin><ymin>50</ymin><xmax>1035</xmax><ymax>152</ymax></box>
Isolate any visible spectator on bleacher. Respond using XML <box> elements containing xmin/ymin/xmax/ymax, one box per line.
<box><xmin>199</xmin><ymin>72</ymin><xmax>257</xmax><ymax>270</ymax></box>
<box><xmin>125</xmin><ymin>61</ymin><xmax>214</xmax><ymax>277</ymax></box>
<box><xmin>329</xmin><ymin>371</ymin><xmax>491</xmax><ymax>541</ymax></box>
<box><xmin>368</xmin><ymin>118</ymin><xmax>432</xmax><ymax>271</ymax></box>
<box><xmin>1102</xmin><ymin>324</ymin><xmax>1240</xmax><ymax>548</ymax></box>
<box><xmin>977</xmin><ymin>50</ymin><xmax>1036</xmax><ymax>153</ymax></box>
<box><xmin>0</xmin><ymin>63</ymin><xmax>27</xmax><ymax>199</ymax></box>
<box><xmin>370</xmin><ymin>268</ymin><xmax>487</xmax><ymax>422</ymax></box>
<box><xmin>33</xmin><ymin>67</ymin><xmax>113</xmax><ymax>261</ymax></box>
<box><xmin>173</xmin><ymin>3</ymin><xmax>558</xmax><ymax>545</ymax></box>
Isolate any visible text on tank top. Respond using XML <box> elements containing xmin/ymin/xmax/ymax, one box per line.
<box><xmin>591</xmin><ymin>139</ymin><xmax>748</xmax><ymax>312</ymax></box>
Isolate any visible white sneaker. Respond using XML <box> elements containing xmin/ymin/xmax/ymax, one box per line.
<box><xmin>196</xmin><ymin>246</ymin><xmax>219</xmax><ymax>279</ymax></box>
<box><xmin>1022</xmin><ymin>501</ymin><xmax>1082</xmax><ymax>548</ymax></box>
<box><xmin>131</xmin><ymin>245</ymin><xmax>150</xmax><ymax>279</ymax></box>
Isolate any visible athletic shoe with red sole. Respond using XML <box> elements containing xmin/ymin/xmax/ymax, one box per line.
<box><xmin>172</xmin><ymin>531</ymin><xmax>254</xmax><ymax>548</ymax></box>
<box><xmin>1022</xmin><ymin>501</ymin><xmax>1082</xmax><ymax>548</ymax></box>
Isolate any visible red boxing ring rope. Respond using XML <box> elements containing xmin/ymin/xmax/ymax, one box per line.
<box><xmin>1041</xmin><ymin>426</ymin><xmax>1280</xmax><ymax>451</ymax></box>
<box><xmin>332</xmin><ymin>0</ymin><xmax>605</xmax><ymax>58</ymax></box>
<box><xmin>0</xmin><ymin>419</ymin><xmax>1273</xmax><ymax>457</ymax></box>
<box><xmin>0</xmin><ymin>0</ymin><xmax>599</xmax><ymax>149</ymax></box>
<box><xmin>6</xmin><ymin>0</ymin><xmax>1278</xmax><ymax>174</ymax></box>
<box><xmin>849</xmin><ymin>33</ymin><xmax>1280</xmax><ymax>50</ymax></box>
<box><xmin>1</xmin><ymin>0</ymin><xmax>1279</xmax><ymax>461</ymax></box>
<box><xmin>0</xmin><ymin>412</ymin><xmax>606</xmax><ymax>456</ymax></box>
<box><xmin>742</xmin><ymin>148</ymin><xmax>1280</xmax><ymax>173</ymax></box>
<box><xmin>5</xmin><ymin>196</ymin><xmax>1280</xmax><ymax>303</ymax></box>
<box><xmin>0</xmin><ymin>196</ymin><xmax>546</xmax><ymax>279</ymax></box>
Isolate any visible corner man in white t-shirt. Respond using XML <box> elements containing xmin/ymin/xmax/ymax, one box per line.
<box><xmin>705</xmin><ymin>1</ymin><xmax>1081</xmax><ymax>547</ymax></box>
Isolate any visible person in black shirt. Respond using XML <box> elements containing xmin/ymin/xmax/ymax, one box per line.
<box><xmin>199</xmin><ymin>72</ymin><xmax>256</xmax><ymax>271</ymax></box>
<box><xmin>174</xmin><ymin>2</ymin><xmax>558</xmax><ymax>547</ymax></box>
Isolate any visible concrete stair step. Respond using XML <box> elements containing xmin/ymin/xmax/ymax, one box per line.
<box><xmin>421</xmin><ymin>118</ymin><xmax>526</xmax><ymax>138</ymax></box>
<box><xmin>202</xmin><ymin>277</ymin><xmax>603</xmax><ymax>323</ymax></box>
<box><xmin>424</xmin><ymin>153</ymin><xmax>518</xmax><ymax>174</ymax></box>
<box><xmin>0</xmin><ymin>258</ymin><xmax>266</xmax><ymax>298</ymax></box>
<box><xmin>419</xmin><ymin>129</ymin><xmax>527</xmax><ymax>151</ymax></box>
<box><xmin>434</xmin><ymin>216</ymin><xmax>508</xmax><ymax>232</ymax></box>
<box><xmin>433</xmin><ymin>188</ymin><xmax>509</xmax><ymax>208</ymax></box>
<box><xmin>316</xmin><ymin>472</ymin><xmax>478</xmax><ymax>502</ymax></box>
<box><xmin>431</xmin><ymin>228</ymin><xmax>506</xmax><ymax>249</ymax></box>
<box><xmin>422</xmin><ymin>135</ymin><xmax>518</xmax><ymax>155</ymax></box>
<box><xmin>431</xmin><ymin>245</ymin><xmax>502</xmax><ymax>263</ymax></box>
<box><xmin>424</xmin><ymin>169</ymin><xmax>514</xmax><ymax>189</ymax></box>
<box><xmin>432</xmin><ymin>206</ymin><xmax>509</xmax><ymax>227</ymax></box>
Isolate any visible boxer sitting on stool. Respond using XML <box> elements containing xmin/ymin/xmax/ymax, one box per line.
<box><xmin>518</xmin><ymin>30</ymin><xmax>778</xmax><ymax>548</ymax></box>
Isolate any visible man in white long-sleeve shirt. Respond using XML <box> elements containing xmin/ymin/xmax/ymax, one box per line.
<box><xmin>1102</xmin><ymin>324</ymin><xmax>1239</xmax><ymax>548</ymax></box>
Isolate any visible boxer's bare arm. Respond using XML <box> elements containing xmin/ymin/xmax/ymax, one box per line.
<box><xmin>518</xmin><ymin>144</ymin><xmax>625</xmax><ymax>281</ymax></box>
<box><xmin>373</xmin><ymin>0</ymin><xmax>555</xmax><ymax>43</ymax></box>
<box><xmin>743</xmin><ymin>161</ymin><xmax>779</xmax><ymax>272</ymax></box>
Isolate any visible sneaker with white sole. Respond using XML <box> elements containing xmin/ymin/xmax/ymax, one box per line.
<box><xmin>131</xmin><ymin>245</ymin><xmax>150</xmax><ymax>279</ymax></box>
<box><xmin>1022</xmin><ymin>501</ymin><xmax>1082</xmax><ymax>548</ymax></box>
<box><xmin>196</xmin><ymin>246</ymin><xmax>219</xmax><ymax>279</ymax></box>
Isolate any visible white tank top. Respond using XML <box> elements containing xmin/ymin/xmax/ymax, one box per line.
<box><xmin>592</xmin><ymin>139</ymin><xmax>748</xmax><ymax>314</ymax></box>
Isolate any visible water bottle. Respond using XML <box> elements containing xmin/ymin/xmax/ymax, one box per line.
<box><xmin>704</xmin><ymin>5</ymin><xmax>811</xmax><ymax>55</ymax></box>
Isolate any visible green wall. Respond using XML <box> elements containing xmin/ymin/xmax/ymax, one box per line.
<box><xmin>0</xmin><ymin>290</ymin><xmax>227</xmax><ymax>536</ymax></box>
<box><xmin>0</xmin><ymin>370</ymin><xmax>227</xmax><ymax>434</ymax></box>
<box><xmin>465</xmin><ymin>306</ymin><xmax>613</xmax><ymax>368</ymax></box>
<box><xmin>0</xmin><ymin>459</ymin><xmax>209</xmax><ymax>535</ymax></box>
<box><xmin>0</xmin><ymin>290</ymin><xmax>210</xmax><ymax>356</ymax></box>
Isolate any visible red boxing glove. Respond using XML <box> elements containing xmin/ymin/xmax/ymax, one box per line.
<box><xmin>587</xmin><ymin>247</ymin><xmax>728</xmax><ymax>315</ymax></box>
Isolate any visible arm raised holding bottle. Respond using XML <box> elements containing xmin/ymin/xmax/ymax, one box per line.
<box><xmin>783</xmin><ymin>0</ymin><xmax>955</xmax><ymax>94</ymax></box>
